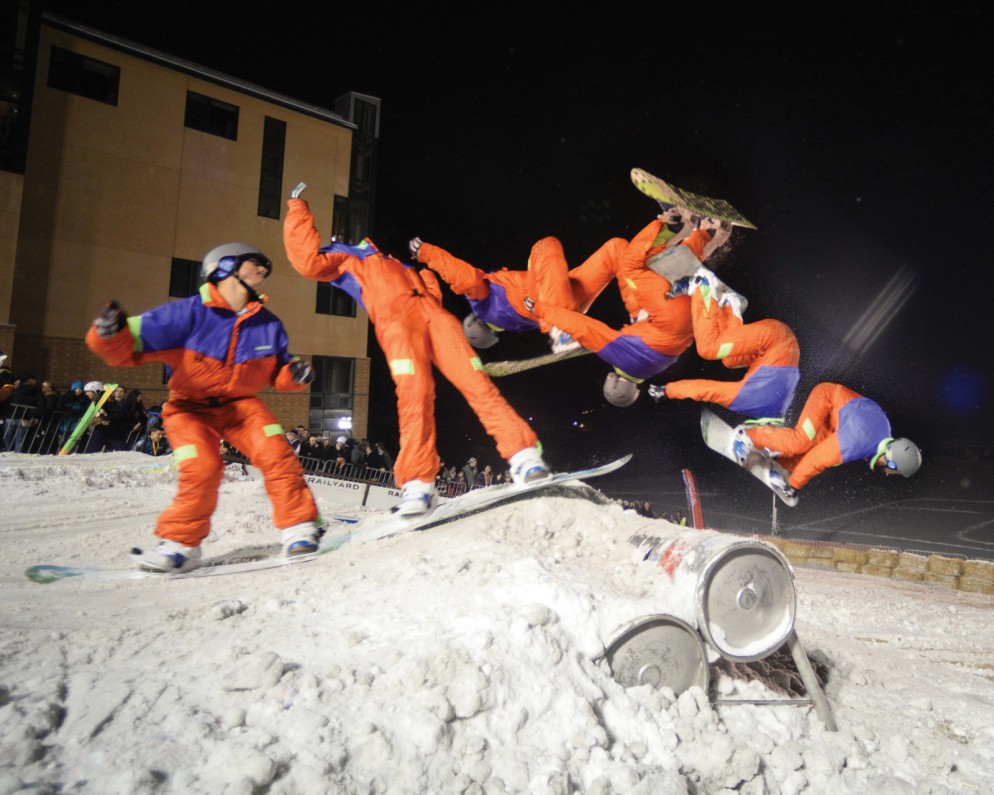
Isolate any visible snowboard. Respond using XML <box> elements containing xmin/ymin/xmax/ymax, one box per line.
<box><xmin>631</xmin><ymin>168</ymin><xmax>757</xmax><ymax>230</ymax></box>
<box><xmin>483</xmin><ymin>346</ymin><xmax>593</xmax><ymax>377</ymax></box>
<box><xmin>58</xmin><ymin>383</ymin><xmax>118</xmax><ymax>455</ymax></box>
<box><xmin>700</xmin><ymin>408</ymin><xmax>798</xmax><ymax>506</ymax></box>
<box><xmin>351</xmin><ymin>454</ymin><xmax>633</xmax><ymax>543</ymax></box>
<box><xmin>24</xmin><ymin>458</ymin><xmax>631</xmax><ymax>584</ymax></box>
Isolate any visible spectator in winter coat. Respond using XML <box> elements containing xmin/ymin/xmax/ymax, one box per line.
<box><xmin>57</xmin><ymin>381</ymin><xmax>89</xmax><ymax>442</ymax></box>
<box><xmin>133</xmin><ymin>426</ymin><xmax>172</xmax><ymax>457</ymax></box>
<box><xmin>2</xmin><ymin>372</ymin><xmax>43</xmax><ymax>452</ymax></box>
<box><xmin>86</xmin><ymin>241</ymin><xmax>320</xmax><ymax>573</ymax></box>
<box><xmin>461</xmin><ymin>457</ymin><xmax>479</xmax><ymax>491</ymax></box>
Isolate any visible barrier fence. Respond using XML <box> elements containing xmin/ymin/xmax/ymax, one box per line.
<box><xmin>2</xmin><ymin>401</ymin><xmax>470</xmax><ymax>498</ymax></box>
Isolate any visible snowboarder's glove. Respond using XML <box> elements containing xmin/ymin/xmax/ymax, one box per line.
<box><xmin>289</xmin><ymin>359</ymin><xmax>315</xmax><ymax>385</ymax></box>
<box><xmin>94</xmin><ymin>300</ymin><xmax>127</xmax><ymax>338</ymax></box>
<box><xmin>658</xmin><ymin>207</ymin><xmax>693</xmax><ymax>227</ymax></box>
<box><xmin>409</xmin><ymin>237</ymin><xmax>423</xmax><ymax>261</ymax></box>
<box><xmin>698</xmin><ymin>216</ymin><xmax>728</xmax><ymax>232</ymax></box>
<box><xmin>290</xmin><ymin>181</ymin><xmax>307</xmax><ymax>200</ymax></box>
<box><xmin>523</xmin><ymin>296</ymin><xmax>536</xmax><ymax>313</ymax></box>
<box><xmin>648</xmin><ymin>384</ymin><xmax>667</xmax><ymax>401</ymax></box>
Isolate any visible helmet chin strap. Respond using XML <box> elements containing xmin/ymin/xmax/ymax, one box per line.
<box><xmin>235</xmin><ymin>276</ymin><xmax>261</xmax><ymax>303</ymax></box>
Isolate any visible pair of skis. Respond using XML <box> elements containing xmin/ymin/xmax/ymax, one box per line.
<box><xmin>58</xmin><ymin>383</ymin><xmax>118</xmax><ymax>455</ymax></box>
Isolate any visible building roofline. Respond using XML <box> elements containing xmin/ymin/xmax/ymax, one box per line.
<box><xmin>41</xmin><ymin>12</ymin><xmax>359</xmax><ymax>130</ymax></box>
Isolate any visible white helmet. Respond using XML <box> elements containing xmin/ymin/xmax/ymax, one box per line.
<box><xmin>463</xmin><ymin>314</ymin><xmax>499</xmax><ymax>349</ymax></box>
<box><xmin>603</xmin><ymin>371</ymin><xmax>640</xmax><ymax>408</ymax></box>
<box><xmin>201</xmin><ymin>243</ymin><xmax>272</xmax><ymax>283</ymax></box>
<box><xmin>885</xmin><ymin>438</ymin><xmax>922</xmax><ymax>478</ymax></box>
<box><xmin>83</xmin><ymin>381</ymin><xmax>104</xmax><ymax>393</ymax></box>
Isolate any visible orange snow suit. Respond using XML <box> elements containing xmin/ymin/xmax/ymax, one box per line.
<box><xmin>284</xmin><ymin>198</ymin><xmax>538</xmax><ymax>486</ymax></box>
<box><xmin>415</xmin><ymin>236</ymin><xmax>623</xmax><ymax>333</ymax></box>
<box><xmin>745</xmin><ymin>383</ymin><xmax>894</xmax><ymax>490</ymax></box>
<box><xmin>85</xmin><ymin>284</ymin><xmax>318</xmax><ymax>546</ymax></box>
<box><xmin>664</xmin><ymin>291</ymin><xmax>801</xmax><ymax>419</ymax></box>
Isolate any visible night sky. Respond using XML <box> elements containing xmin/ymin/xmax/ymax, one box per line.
<box><xmin>39</xmin><ymin>3</ymin><xmax>994</xmax><ymax>475</ymax></box>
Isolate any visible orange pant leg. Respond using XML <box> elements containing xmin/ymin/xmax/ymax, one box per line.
<box><xmin>568</xmin><ymin>237</ymin><xmax>626</xmax><ymax>313</ymax></box>
<box><xmin>746</xmin><ymin>382</ymin><xmax>836</xmax><ymax>455</ymax></box>
<box><xmin>527</xmin><ymin>237</ymin><xmax>571</xmax><ymax>308</ymax></box>
<box><xmin>375</xmin><ymin>300</ymin><xmax>440</xmax><ymax>485</ymax></box>
<box><xmin>222</xmin><ymin>399</ymin><xmax>318</xmax><ymax>530</ymax></box>
<box><xmin>424</xmin><ymin>300</ymin><xmax>538</xmax><ymax>460</ymax></box>
<box><xmin>155</xmin><ymin>404</ymin><xmax>225</xmax><ymax>546</ymax></box>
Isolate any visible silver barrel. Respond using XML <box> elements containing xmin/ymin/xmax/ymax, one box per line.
<box><xmin>632</xmin><ymin>529</ymin><xmax>796</xmax><ymax>663</ymax></box>
<box><xmin>603</xmin><ymin>614</ymin><xmax>709</xmax><ymax>694</ymax></box>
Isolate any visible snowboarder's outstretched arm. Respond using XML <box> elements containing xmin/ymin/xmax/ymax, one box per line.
<box><xmin>410</xmin><ymin>240</ymin><xmax>492</xmax><ymax>300</ymax></box>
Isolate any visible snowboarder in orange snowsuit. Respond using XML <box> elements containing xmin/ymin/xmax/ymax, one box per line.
<box><xmin>283</xmin><ymin>183</ymin><xmax>549</xmax><ymax>516</ymax></box>
<box><xmin>649</xmin><ymin>269</ymin><xmax>801</xmax><ymax>421</ymax></box>
<box><xmin>736</xmin><ymin>382</ymin><xmax>922</xmax><ymax>496</ymax></box>
<box><xmin>408</xmin><ymin>234</ymin><xmax>623</xmax><ymax>350</ymax></box>
<box><xmin>523</xmin><ymin>213</ymin><xmax>731</xmax><ymax>407</ymax></box>
<box><xmin>86</xmin><ymin>244</ymin><xmax>321</xmax><ymax>572</ymax></box>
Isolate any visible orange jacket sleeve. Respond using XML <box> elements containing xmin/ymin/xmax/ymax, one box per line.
<box><xmin>664</xmin><ymin>377</ymin><xmax>742</xmax><ymax>407</ymax></box>
<box><xmin>416</xmin><ymin>242</ymin><xmax>491</xmax><ymax>300</ymax></box>
<box><xmin>283</xmin><ymin>198</ymin><xmax>350</xmax><ymax>282</ymax></box>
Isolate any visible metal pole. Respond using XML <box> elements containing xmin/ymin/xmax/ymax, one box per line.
<box><xmin>787</xmin><ymin>631</ymin><xmax>837</xmax><ymax>731</ymax></box>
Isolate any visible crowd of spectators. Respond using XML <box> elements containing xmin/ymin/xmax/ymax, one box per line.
<box><xmin>0</xmin><ymin>356</ymin><xmax>166</xmax><ymax>457</ymax></box>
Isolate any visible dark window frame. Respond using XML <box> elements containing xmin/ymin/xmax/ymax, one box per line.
<box><xmin>258</xmin><ymin>116</ymin><xmax>286</xmax><ymax>219</ymax></box>
<box><xmin>47</xmin><ymin>45</ymin><xmax>120</xmax><ymax>105</ymax></box>
<box><xmin>184</xmin><ymin>90</ymin><xmax>239</xmax><ymax>140</ymax></box>
<box><xmin>169</xmin><ymin>257</ymin><xmax>201</xmax><ymax>299</ymax></box>
<box><xmin>316</xmin><ymin>282</ymin><xmax>357</xmax><ymax>318</ymax></box>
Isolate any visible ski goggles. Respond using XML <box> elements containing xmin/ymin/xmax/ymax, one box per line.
<box><xmin>883</xmin><ymin>447</ymin><xmax>899</xmax><ymax>471</ymax></box>
<box><xmin>238</xmin><ymin>254</ymin><xmax>272</xmax><ymax>277</ymax></box>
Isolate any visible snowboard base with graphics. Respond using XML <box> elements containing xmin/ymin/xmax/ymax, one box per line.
<box><xmin>483</xmin><ymin>346</ymin><xmax>593</xmax><ymax>377</ymax></box>
<box><xmin>631</xmin><ymin>168</ymin><xmax>757</xmax><ymax>230</ymax></box>
<box><xmin>700</xmin><ymin>409</ymin><xmax>798</xmax><ymax>506</ymax></box>
<box><xmin>25</xmin><ymin>457</ymin><xmax>632</xmax><ymax>584</ymax></box>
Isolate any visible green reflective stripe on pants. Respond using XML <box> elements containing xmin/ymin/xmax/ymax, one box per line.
<box><xmin>470</xmin><ymin>356</ymin><xmax>483</xmax><ymax>371</ymax></box>
<box><xmin>391</xmin><ymin>359</ymin><xmax>415</xmax><ymax>376</ymax></box>
<box><xmin>174</xmin><ymin>444</ymin><xmax>198</xmax><ymax>461</ymax></box>
<box><xmin>802</xmin><ymin>417</ymin><xmax>816</xmax><ymax>441</ymax></box>
<box><xmin>716</xmin><ymin>342</ymin><xmax>733</xmax><ymax>360</ymax></box>
<box><xmin>264</xmin><ymin>424</ymin><xmax>284</xmax><ymax>437</ymax></box>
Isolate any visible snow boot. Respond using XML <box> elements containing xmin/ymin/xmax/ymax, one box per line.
<box><xmin>509</xmin><ymin>447</ymin><xmax>552</xmax><ymax>485</ymax></box>
<box><xmin>134</xmin><ymin>539</ymin><xmax>202</xmax><ymax>573</ymax></box>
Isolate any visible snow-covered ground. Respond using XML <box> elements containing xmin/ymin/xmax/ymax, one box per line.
<box><xmin>1</xmin><ymin>452</ymin><xmax>993</xmax><ymax>794</ymax></box>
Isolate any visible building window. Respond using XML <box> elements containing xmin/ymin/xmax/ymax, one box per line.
<box><xmin>169</xmin><ymin>258</ymin><xmax>201</xmax><ymax>298</ymax></box>
<box><xmin>309</xmin><ymin>356</ymin><xmax>354</xmax><ymax>434</ymax></box>
<box><xmin>332</xmin><ymin>195</ymin><xmax>348</xmax><ymax>242</ymax></box>
<box><xmin>316</xmin><ymin>282</ymin><xmax>356</xmax><ymax>318</ymax></box>
<box><xmin>258</xmin><ymin>116</ymin><xmax>286</xmax><ymax>219</ymax></box>
<box><xmin>47</xmin><ymin>46</ymin><xmax>119</xmax><ymax>106</ymax></box>
<box><xmin>184</xmin><ymin>91</ymin><xmax>238</xmax><ymax>140</ymax></box>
